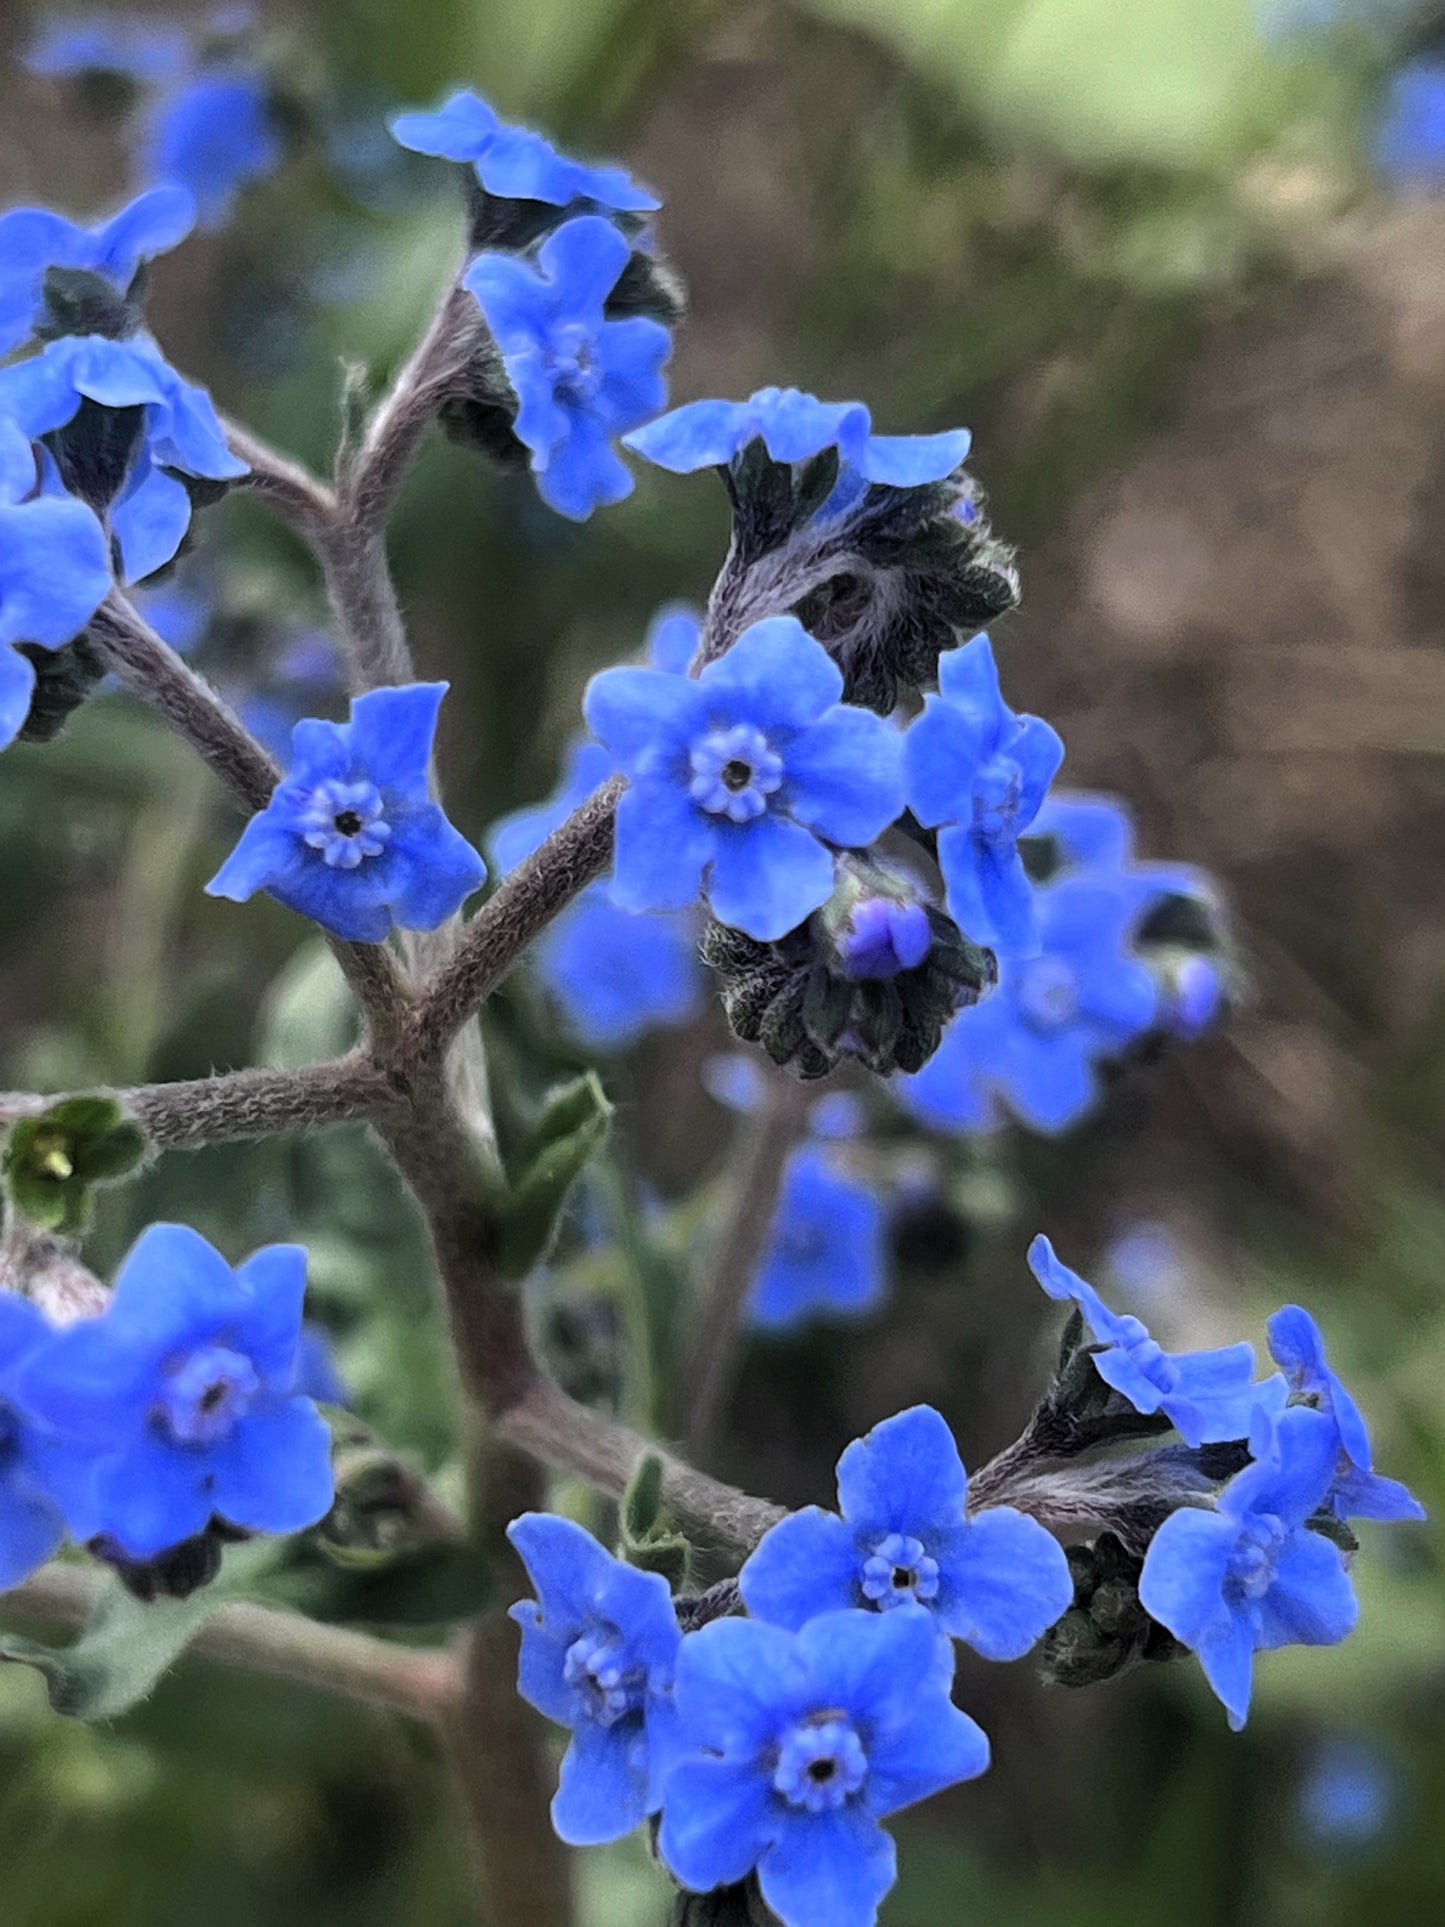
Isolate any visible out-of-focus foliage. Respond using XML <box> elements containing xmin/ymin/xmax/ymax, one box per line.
<box><xmin>1</xmin><ymin>0</ymin><xmax>1442</xmax><ymax>1922</ymax></box>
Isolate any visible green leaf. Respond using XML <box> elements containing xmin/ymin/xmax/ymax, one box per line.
<box><xmin>622</xmin><ymin>1451</ymin><xmax>666</xmax><ymax>1545</ymax></box>
<box><xmin>497</xmin><ymin>1071</ymin><xmax>613</xmax><ymax>1279</ymax></box>
<box><xmin>2</xmin><ymin>1095</ymin><xmax>149</xmax><ymax>1235</ymax></box>
<box><xmin>0</xmin><ymin>1576</ymin><xmax>222</xmax><ymax>1721</ymax></box>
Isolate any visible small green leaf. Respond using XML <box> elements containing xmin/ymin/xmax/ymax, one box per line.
<box><xmin>3</xmin><ymin>1095</ymin><xmax>149</xmax><ymax>1235</ymax></box>
<box><xmin>623</xmin><ymin>1451</ymin><xmax>667</xmax><ymax>1546</ymax></box>
<box><xmin>0</xmin><ymin>1576</ymin><xmax>222</xmax><ymax>1721</ymax></box>
<box><xmin>497</xmin><ymin>1072</ymin><xmax>613</xmax><ymax>1279</ymax></box>
<box><xmin>266</xmin><ymin>1537</ymin><xmax>493</xmax><ymax>1630</ymax></box>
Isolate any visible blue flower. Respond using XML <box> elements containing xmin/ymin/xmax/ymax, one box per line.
<box><xmin>206</xmin><ymin>683</ymin><xmax>486</xmax><ymax>942</ymax></box>
<box><xmin>740</xmin><ymin>1405</ymin><xmax>1071</xmax><ymax>1659</ymax></box>
<box><xmin>508</xmin><ymin>1511</ymin><xmax>682</xmax><ymax>1845</ymax></box>
<box><xmin>1138</xmin><ymin>1405</ymin><xmax>1359</xmax><ymax>1730</ymax></box>
<box><xmin>1031</xmin><ymin>790</ymin><xmax>1134</xmax><ymax>872</ymax></box>
<box><xmin>0</xmin><ymin>1294</ymin><xmax>76</xmax><ymax>1591</ymax></box>
<box><xmin>0</xmin><ymin>185</ymin><xmax>195</xmax><ymax>355</ymax></box>
<box><xmin>750</xmin><ymin>1148</ymin><xmax>887</xmax><ymax>1331</ymax></box>
<box><xmin>389</xmin><ymin>89</ymin><xmax>658</xmax><ymax>212</ymax></box>
<box><xmin>835</xmin><ymin>894</ymin><xmax>933</xmax><ymax>979</ymax></box>
<box><xmin>1267</xmin><ymin>1305</ymin><xmax>1425</xmax><ymax>1524</ymax></box>
<box><xmin>1029</xmin><ymin>1234</ymin><xmax>1264</xmax><ymax>1447</ymax></box>
<box><xmin>624</xmin><ymin>386</ymin><xmax>971</xmax><ymax>487</ymax></box>
<box><xmin>25</xmin><ymin>14</ymin><xmax>189</xmax><ymax>85</ymax></box>
<box><xmin>0</xmin><ymin>420</ymin><xmax>112</xmax><ymax>750</ymax></box>
<box><xmin>532</xmin><ymin>886</ymin><xmax>704</xmax><ymax>1050</ymax></box>
<box><xmin>464</xmin><ymin>215</ymin><xmax>671</xmax><ymax>520</ymax></box>
<box><xmin>896</xmin><ymin>872</ymin><xmax>1162</xmax><ymax>1134</ymax></box>
<box><xmin>0</xmin><ymin>331</ymin><xmax>247</xmax><ymax>582</ymax></box>
<box><xmin>585</xmin><ymin>616</ymin><xmax>906</xmax><ymax>941</ymax></box>
<box><xmin>14</xmin><ymin>1224</ymin><xmax>334</xmax><ymax>1561</ymax></box>
<box><xmin>141</xmin><ymin>71</ymin><xmax>284</xmax><ymax>229</ymax></box>
<box><xmin>1376</xmin><ymin>60</ymin><xmax>1445</xmax><ymax>192</ymax></box>
<box><xmin>904</xmin><ymin>635</ymin><xmax>1063</xmax><ymax>957</ymax></box>
<box><xmin>658</xmin><ymin>1606</ymin><xmax>989</xmax><ymax>1927</ymax></box>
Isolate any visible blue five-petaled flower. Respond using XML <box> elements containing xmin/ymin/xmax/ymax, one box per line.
<box><xmin>1139</xmin><ymin>1404</ymin><xmax>1358</xmax><ymax>1731</ymax></box>
<box><xmin>508</xmin><ymin>1511</ymin><xmax>682</xmax><ymax>1845</ymax></box>
<box><xmin>0</xmin><ymin>184</ymin><xmax>195</xmax><ymax>355</ymax></box>
<box><xmin>658</xmin><ymin>1606</ymin><xmax>989</xmax><ymax>1927</ymax></box>
<box><xmin>0</xmin><ymin>419</ymin><xmax>113</xmax><ymax>751</ymax></box>
<box><xmin>749</xmin><ymin>1148</ymin><xmax>888</xmax><ymax>1331</ymax></box>
<box><xmin>740</xmin><ymin>1405</ymin><xmax>1072</xmax><ymax>1658</ymax></box>
<box><xmin>140</xmin><ymin>71</ymin><xmax>284</xmax><ymax>230</ymax></box>
<box><xmin>465</xmin><ymin>216</ymin><xmax>671</xmax><ymax>521</ymax></box>
<box><xmin>391</xmin><ymin>89</ymin><xmax>659</xmax><ymax>211</ymax></box>
<box><xmin>624</xmin><ymin>385</ymin><xmax>971</xmax><ymax>487</ymax></box>
<box><xmin>905</xmin><ymin>634</ymin><xmax>1063</xmax><ymax>957</ymax></box>
<box><xmin>1267</xmin><ymin>1305</ymin><xmax>1425</xmax><ymax>1523</ymax></box>
<box><xmin>1029</xmin><ymin>1235</ymin><xmax>1265</xmax><ymax>1447</ymax></box>
<box><xmin>14</xmin><ymin>1224</ymin><xmax>335</xmax><ymax>1562</ymax></box>
<box><xmin>585</xmin><ymin>616</ymin><xmax>906</xmax><ymax>941</ymax></box>
<box><xmin>206</xmin><ymin>682</ymin><xmax>486</xmax><ymax>942</ymax></box>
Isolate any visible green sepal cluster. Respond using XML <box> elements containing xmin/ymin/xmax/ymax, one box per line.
<box><xmin>669</xmin><ymin>1878</ymin><xmax>781</xmax><ymax>1926</ymax></box>
<box><xmin>2</xmin><ymin>1094</ymin><xmax>148</xmax><ymax>1236</ymax></box>
<box><xmin>1040</xmin><ymin>1531</ymin><xmax>1185</xmax><ymax>1688</ymax></box>
<box><xmin>701</xmin><ymin>854</ymin><xmax>995</xmax><ymax>1080</ymax></box>
<box><xmin>14</xmin><ymin>630</ymin><xmax>110</xmax><ymax>744</ymax></box>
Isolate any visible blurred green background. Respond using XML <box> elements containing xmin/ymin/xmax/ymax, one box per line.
<box><xmin>2</xmin><ymin>0</ymin><xmax>1444</xmax><ymax>1922</ymax></box>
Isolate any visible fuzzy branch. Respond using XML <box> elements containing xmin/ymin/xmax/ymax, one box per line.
<box><xmin>3</xmin><ymin>1562</ymin><xmax>457</xmax><ymax>1723</ymax></box>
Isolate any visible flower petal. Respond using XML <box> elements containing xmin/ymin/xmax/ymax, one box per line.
<box><xmin>705</xmin><ymin>812</ymin><xmax>834</xmax><ymax>942</ymax></box>
<box><xmin>739</xmin><ymin>1507</ymin><xmax>861</xmax><ymax>1629</ymax></box>
<box><xmin>835</xmin><ymin>1405</ymin><xmax>967</xmax><ymax>1536</ymax></box>
<box><xmin>934</xmin><ymin>1507</ymin><xmax>1074</xmax><ymax>1660</ymax></box>
<box><xmin>759</xmin><ymin>1803</ymin><xmax>896</xmax><ymax>1927</ymax></box>
<box><xmin>207</xmin><ymin>1398</ymin><xmax>334</xmax><ymax>1535</ymax></box>
<box><xmin>784</xmin><ymin>706</ymin><xmax>906</xmax><ymax>848</ymax></box>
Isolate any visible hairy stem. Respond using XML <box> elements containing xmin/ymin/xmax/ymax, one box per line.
<box><xmin>400</xmin><ymin>780</ymin><xmax>623</xmax><ymax>1079</ymax></box>
<box><xmin>679</xmin><ymin>1074</ymin><xmax>813</xmax><ymax>1462</ymax></box>
<box><xmin>224</xmin><ymin>418</ymin><xmax>338</xmax><ymax>538</ymax></box>
<box><xmin>498</xmin><ymin>1377</ymin><xmax>787</xmax><ymax>1554</ymax></box>
<box><xmin>2</xmin><ymin>1563</ymin><xmax>456</xmax><ymax>1722</ymax></box>
<box><xmin>443</xmin><ymin>1447</ymin><xmax>574</xmax><ymax>1927</ymax></box>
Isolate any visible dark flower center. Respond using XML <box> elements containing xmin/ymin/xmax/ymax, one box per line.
<box><xmin>892</xmin><ymin>1566</ymin><xmax>915</xmax><ymax>1589</ymax></box>
<box><xmin>721</xmin><ymin>758</ymin><xmax>753</xmax><ymax>791</ymax></box>
<box><xmin>333</xmin><ymin>810</ymin><xmax>363</xmax><ymax>836</ymax></box>
<box><xmin>807</xmin><ymin>1758</ymin><xmax>836</xmax><ymax>1784</ymax></box>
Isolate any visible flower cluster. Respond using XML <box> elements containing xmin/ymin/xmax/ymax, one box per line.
<box><xmin>510</xmin><ymin>1404</ymin><xmax>1058</xmax><ymax>1927</ymax></box>
<box><xmin>507</xmin><ymin>1240</ymin><xmax>1421</xmax><ymax>1925</ymax></box>
<box><xmin>207</xmin><ymin>683</ymin><xmax>486</xmax><ymax>943</ymax></box>
<box><xmin>391</xmin><ymin>87</ymin><xmax>676</xmax><ymax>521</ymax></box>
<box><xmin>898</xmin><ymin>789</ymin><xmax>1231</xmax><ymax>1133</ymax></box>
<box><xmin>25</xmin><ymin>7</ymin><xmax>285</xmax><ymax>228</ymax></box>
<box><xmin>0</xmin><ymin>1224</ymin><xmax>334</xmax><ymax>1592</ymax></box>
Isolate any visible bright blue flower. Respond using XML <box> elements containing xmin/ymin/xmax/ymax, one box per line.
<box><xmin>897</xmin><ymin>872</ymin><xmax>1162</xmax><ymax>1134</ymax></box>
<box><xmin>508</xmin><ymin>1511</ymin><xmax>682</xmax><ymax>1845</ymax></box>
<box><xmin>0</xmin><ymin>1294</ymin><xmax>76</xmax><ymax>1591</ymax></box>
<box><xmin>750</xmin><ymin>1148</ymin><xmax>887</xmax><ymax>1331</ymax></box>
<box><xmin>0</xmin><ymin>331</ymin><xmax>247</xmax><ymax>582</ymax></box>
<box><xmin>389</xmin><ymin>89</ymin><xmax>658</xmax><ymax>211</ymax></box>
<box><xmin>531</xmin><ymin>886</ymin><xmax>704</xmax><ymax>1050</ymax></box>
<box><xmin>836</xmin><ymin>895</ymin><xmax>932</xmax><ymax>979</ymax></box>
<box><xmin>740</xmin><ymin>1405</ymin><xmax>1071</xmax><ymax>1660</ymax></box>
<box><xmin>0</xmin><ymin>185</ymin><xmax>195</xmax><ymax>356</ymax></box>
<box><xmin>1029</xmin><ymin>1234</ymin><xmax>1266</xmax><ymax>1446</ymax></box>
<box><xmin>1298</xmin><ymin>1736</ymin><xmax>1396</xmax><ymax>1848</ymax></box>
<box><xmin>1138</xmin><ymin>1405</ymin><xmax>1358</xmax><ymax>1730</ymax></box>
<box><xmin>25</xmin><ymin>14</ymin><xmax>189</xmax><ymax>85</ymax></box>
<box><xmin>1376</xmin><ymin>60</ymin><xmax>1445</xmax><ymax>192</ymax></box>
<box><xmin>0</xmin><ymin>421</ymin><xmax>112</xmax><ymax>750</ymax></box>
<box><xmin>206</xmin><ymin>682</ymin><xmax>486</xmax><ymax>942</ymax></box>
<box><xmin>141</xmin><ymin>71</ymin><xmax>283</xmax><ymax>229</ymax></box>
<box><xmin>585</xmin><ymin>616</ymin><xmax>906</xmax><ymax>941</ymax></box>
<box><xmin>293</xmin><ymin>1323</ymin><xmax>351</xmax><ymax>1409</ymax></box>
<box><xmin>624</xmin><ymin>386</ymin><xmax>970</xmax><ymax>487</ymax></box>
<box><xmin>464</xmin><ymin>215</ymin><xmax>671</xmax><ymax>520</ymax></box>
<box><xmin>905</xmin><ymin>635</ymin><xmax>1063</xmax><ymax>957</ymax></box>
<box><xmin>14</xmin><ymin>1224</ymin><xmax>334</xmax><ymax>1562</ymax></box>
<box><xmin>1030</xmin><ymin>789</ymin><xmax>1135</xmax><ymax>872</ymax></box>
<box><xmin>490</xmin><ymin>738</ymin><xmax>614</xmax><ymax>876</ymax></box>
<box><xmin>1267</xmin><ymin>1305</ymin><xmax>1425</xmax><ymax>1524</ymax></box>
<box><xmin>658</xmin><ymin>1606</ymin><xmax>989</xmax><ymax>1927</ymax></box>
